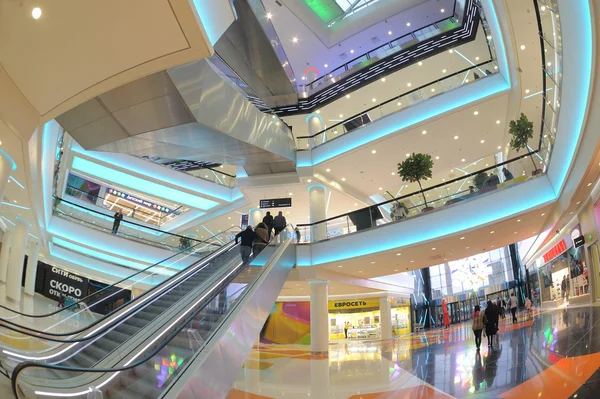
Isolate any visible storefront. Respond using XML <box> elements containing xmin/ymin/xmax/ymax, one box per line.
<box><xmin>534</xmin><ymin>225</ymin><xmax>591</xmax><ymax>307</ymax></box>
<box><xmin>327</xmin><ymin>296</ymin><xmax>412</xmax><ymax>340</ymax></box>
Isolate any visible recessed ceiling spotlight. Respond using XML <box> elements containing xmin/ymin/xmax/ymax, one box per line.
<box><xmin>396</xmin><ymin>253</ymin><xmax>401</xmax><ymax>256</ymax></box>
<box><xmin>517</xmin><ymin>219</ymin><xmax>521</xmax><ymax>222</ymax></box>
<box><xmin>474</xmin><ymin>111</ymin><xmax>479</xmax><ymax>115</ymax></box>
<box><xmin>354</xmin><ymin>203</ymin><xmax>358</xmax><ymax>206</ymax></box>
<box><xmin>498</xmin><ymin>146</ymin><xmax>502</xmax><ymax>150</ymax></box>
<box><xmin>301</xmin><ymin>76</ymin><xmax>306</xmax><ymax>80</ymax></box>
<box><xmin>316</xmin><ymin>109</ymin><xmax>321</xmax><ymax>114</ymax></box>
<box><xmin>307</xmin><ymin>179</ymin><xmax>312</xmax><ymax>182</ymax></box>
<box><xmin>288</xmin><ymin>192</ymin><xmax>293</xmax><ymax>196</ymax></box>
<box><xmin>541</xmin><ymin>5</ymin><xmax>546</xmax><ymax>11</ymax></box>
<box><xmin>406</xmin><ymin>22</ymin><xmax>411</xmax><ymax>27</ymax></box>
<box><xmin>460</xmin><ymin>236</ymin><xmax>465</xmax><ymax>240</ymax></box>
<box><xmin>431</xmin><ymin>88</ymin><xmax>435</xmax><ymax>92</ymax></box>
<box><xmin>520</xmin><ymin>45</ymin><xmax>526</xmax><ymax>50</ymax></box>
<box><xmin>422</xmin><ymin>130</ymin><xmax>427</xmax><ymax>135</ymax></box>
<box><xmin>326</xmin><ymin>168</ymin><xmax>331</xmax><ymax>172</ymax></box>
<box><xmin>461</xmin><ymin>158</ymin><xmax>466</xmax><ymax>162</ymax></box>
<box><xmin>454</xmin><ymin>135</ymin><xmax>459</xmax><ymax>140</ymax></box>
<box><xmin>388</xmin><ymin>30</ymin><xmax>392</xmax><ymax>35</ymax></box>
<box><xmin>449</xmin><ymin>49</ymin><xmax>454</xmax><ymax>54</ymax></box>
<box><xmin>397</xmin><ymin>102</ymin><xmax>402</xmax><ymax>106</ymax></box>
<box><xmin>339</xmin><ymin>114</ymin><xmax>344</xmax><ymax>118</ymax></box>
<box><xmin>372</xmin><ymin>98</ymin><xmax>377</xmax><ymax>102</ymax></box>
<box><xmin>292</xmin><ymin>36</ymin><xmax>298</xmax><ymax>43</ymax></box>
<box><xmin>32</xmin><ymin>7</ymin><xmax>42</xmax><ymax>19</ymax></box>
<box><xmin>496</xmin><ymin>120</ymin><xmax>501</xmax><ymax>124</ymax></box>
<box><xmin>588</xmin><ymin>183</ymin><xmax>592</xmax><ymax>187</ymax></box>
<box><xmin>494</xmin><ymin>66</ymin><xmax>498</xmax><ymax>70</ymax></box>
<box><xmin>371</xmin><ymin>149</ymin><xmax>377</xmax><ymax>154</ymax></box>
<box><xmin>490</xmin><ymin>231</ymin><xmax>495</xmax><ymax>234</ymax></box>
<box><xmin>345</xmin><ymin>94</ymin><xmax>351</xmax><ymax>99</ymax></box>
<box><xmin>266</xmin><ymin>12</ymin><xmax>273</xmax><ymax>19</ymax></box>
<box><xmin>577</xmin><ymin>201</ymin><xmax>581</xmax><ymax>205</ymax></box>
<box><xmin>525</xmin><ymin>89</ymin><xmax>530</xmax><ymax>94</ymax></box>
<box><xmin>378</xmin><ymin>187</ymin><xmax>383</xmax><ymax>191</ymax></box>
<box><xmin>541</xmin><ymin>213</ymin><xmax>546</xmax><ymax>216</ymax></box>
<box><xmin>350</xmin><ymin>49</ymin><xmax>355</xmax><ymax>53</ymax></box>
<box><xmin>431</xmin><ymin>247</ymin><xmax>436</xmax><ymax>250</ymax></box>
<box><xmin>442</xmin><ymin>69</ymin><xmax>447</xmax><ymax>73</ymax></box>
<box><xmin>435</xmin><ymin>156</ymin><xmax>440</xmax><ymax>160</ymax></box>
<box><xmin>475</xmin><ymin>56</ymin><xmax>480</xmax><ymax>61</ymax></box>
<box><xmin>480</xmin><ymin>140</ymin><xmax>485</xmax><ymax>144</ymax></box>
<box><xmin>381</xmin><ymin>77</ymin><xmax>386</xmax><ymax>82</ymax></box>
<box><xmin>410</xmin><ymin>260</ymin><xmax>414</xmax><ymax>263</ymax></box>
<box><xmin>406</xmin><ymin>153</ymin><xmax>410</xmax><ymax>157</ymax></box>
<box><xmin>441</xmin><ymin>8</ymin><xmax>445</xmax><ymax>12</ymax></box>
<box><xmin>341</xmin><ymin>177</ymin><xmax>346</xmax><ymax>181</ymax></box>
<box><xmin>418</xmin><ymin>61</ymin><xmax>423</xmax><ymax>66</ymax></box>
<box><xmin>391</xmin><ymin>172</ymin><xmax>396</xmax><ymax>175</ymax></box>
<box><xmin>466</xmin><ymin>246</ymin><xmax>470</xmax><ymax>249</ymax></box>
<box><xmin>407</xmin><ymin>82</ymin><xmax>412</xmax><ymax>87</ymax></box>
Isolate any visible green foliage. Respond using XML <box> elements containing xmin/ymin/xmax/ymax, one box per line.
<box><xmin>508</xmin><ymin>113</ymin><xmax>534</xmax><ymax>152</ymax></box>
<box><xmin>474</xmin><ymin>172</ymin><xmax>488</xmax><ymax>191</ymax></box>
<box><xmin>397</xmin><ymin>153</ymin><xmax>434</xmax><ymax>207</ymax></box>
<box><xmin>179</xmin><ymin>236</ymin><xmax>193</xmax><ymax>253</ymax></box>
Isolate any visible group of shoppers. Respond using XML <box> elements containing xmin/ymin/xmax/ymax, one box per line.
<box><xmin>234</xmin><ymin>211</ymin><xmax>287</xmax><ymax>264</ymax></box>
<box><xmin>471</xmin><ymin>293</ymin><xmax>520</xmax><ymax>350</ymax></box>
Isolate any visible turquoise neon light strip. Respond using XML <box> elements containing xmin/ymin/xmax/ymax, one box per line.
<box><xmin>9</xmin><ymin>176</ymin><xmax>24</xmax><ymax>189</ymax></box>
<box><xmin>0</xmin><ymin>148</ymin><xmax>17</xmax><ymax>171</ymax></box>
<box><xmin>51</xmin><ymin>237</ymin><xmax>174</xmax><ymax>276</ymax></box>
<box><xmin>71</xmin><ymin>157</ymin><xmax>219</xmax><ymax>211</ymax></box>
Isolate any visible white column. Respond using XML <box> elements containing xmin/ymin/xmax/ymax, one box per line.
<box><xmin>495</xmin><ymin>152</ymin><xmax>505</xmax><ymax>182</ymax></box>
<box><xmin>249</xmin><ymin>208</ymin><xmax>263</xmax><ymax>228</ymax></box>
<box><xmin>309</xmin><ymin>280</ymin><xmax>329</xmax><ymax>354</ymax></box>
<box><xmin>309</xmin><ymin>184</ymin><xmax>327</xmax><ymax>242</ymax></box>
<box><xmin>24</xmin><ymin>241</ymin><xmax>40</xmax><ymax>296</ymax></box>
<box><xmin>0</xmin><ymin>228</ymin><xmax>13</xmax><ymax>283</ymax></box>
<box><xmin>6</xmin><ymin>217</ymin><xmax>31</xmax><ymax>302</ymax></box>
<box><xmin>307</xmin><ymin>114</ymin><xmax>323</xmax><ymax>148</ymax></box>
<box><xmin>0</xmin><ymin>153</ymin><xmax>13</xmax><ymax>203</ymax></box>
<box><xmin>380</xmin><ymin>296</ymin><xmax>392</xmax><ymax>340</ymax></box>
<box><xmin>310</xmin><ymin>349</ymin><xmax>330</xmax><ymax>396</ymax></box>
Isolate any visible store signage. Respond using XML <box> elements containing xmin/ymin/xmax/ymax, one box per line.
<box><xmin>107</xmin><ymin>188</ymin><xmax>172</xmax><ymax>214</ymax></box>
<box><xmin>43</xmin><ymin>265</ymin><xmax>89</xmax><ymax>301</ymax></box>
<box><xmin>259</xmin><ymin>198</ymin><xmax>292</xmax><ymax>209</ymax></box>
<box><xmin>328</xmin><ymin>298</ymin><xmax>380</xmax><ymax>310</ymax></box>
<box><xmin>542</xmin><ymin>239</ymin><xmax>567</xmax><ymax>263</ymax></box>
<box><xmin>162</xmin><ymin>160</ymin><xmax>221</xmax><ymax>171</ymax></box>
<box><xmin>573</xmin><ymin>235</ymin><xmax>585</xmax><ymax>248</ymax></box>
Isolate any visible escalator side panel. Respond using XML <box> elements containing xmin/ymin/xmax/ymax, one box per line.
<box><xmin>166</xmin><ymin>240</ymin><xmax>296</xmax><ymax>399</ymax></box>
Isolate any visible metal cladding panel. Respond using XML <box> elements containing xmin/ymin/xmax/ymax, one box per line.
<box><xmin>166</xmin><ymin>240</ymin><xmax>296</xmax><ymax>399</ymax></box>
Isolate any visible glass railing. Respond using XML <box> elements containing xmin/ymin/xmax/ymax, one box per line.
<box><xmin>53</xmin><ymin>196</ymin><xmax>235</xmax><ymax>255</ymax></box>
<box><xmin>298</xmin><ymin>13</ymin><xmax>461</xmax><ymax>96</ymax></box>
<box><xmin>0</xmin><ymin>231</ymin><xmax>239</xmax><ymax>343</ymax></box>
<box><xmin>297</xmin><ymin>61</ymin><xmax>499</xmax><ymax>149</ymax></box>
<box><xmin>11</xmin><ymin>225</ymin><xmax>296</xmax><ymax>399</ymax></box>
<box><xmin>295</xmin><ymin>0</ymin><xmax>561</xmax><ymax>243</ymax></box>
<box><xmin>296</xmin><ymin>153</ymin><xmax>544</xmax><ymax>243</ymax></box>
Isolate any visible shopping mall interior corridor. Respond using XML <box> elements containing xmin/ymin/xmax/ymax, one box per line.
<box><xmin>227</xmin><ymin>306</ymin><xmax>600</xmax><ymax>399</ymax></box>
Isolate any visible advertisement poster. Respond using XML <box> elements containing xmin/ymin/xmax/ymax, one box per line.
<box><xmin>41</xmin><ymin>264</ymin><xmax>89</xmax><ymax>301</ymax></box>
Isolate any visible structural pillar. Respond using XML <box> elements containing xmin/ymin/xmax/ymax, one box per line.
<box><xmin>0</xmin><ymin>228</ymin><xmax>13</xmax><ymax>283</ymax></box>
<box><xmin>24</xmin><ymin>241</ymin><xmax>40</xmax><ymax>296</ymax></box>
<box><xmin>308</xmin><ymin>184</ymin><xmax>327</xmax><ymax>242</ymax></box>
<box><xmin>6</xmin><ymin>217</ymin><xmax>31</xmax><ymax>302</ymax></box>
<box><xmin>0</xmin><ymin>152</ymin><xmax>13</xmax><ymax>205</ymax></box>
<box><xmin>307</xmin><ymin>114</ymin><xmax>323</xmax><ymax>148</ymax></box>
<box><xmin>495</xmin><ymin>151</ymin><xmax>505</xmax><ymax>182</ymax></box>
<box><xmin>379</xmin><ymin>296</ymin><xmax>392</xmax><ymax>340</ymax></box>
<box><xmin>249</xmin><ymin>208</ymin><xmax>263</xmax><ymax>228</ymax></box>
<box><xmin>309</xmin><ymin>280</ymin><xmax>329</xmax><ymax>354</ymax></box>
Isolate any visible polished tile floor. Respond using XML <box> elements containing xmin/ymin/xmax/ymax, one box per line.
<box><xmin>227</xmin><ymin>306</ymin><xmax>600</xmax><ymax>398</ymax></box>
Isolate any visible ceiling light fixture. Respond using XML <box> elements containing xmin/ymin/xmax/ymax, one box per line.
<box><xmin>378</xmin><ymin>187</ymin><xmax>383</xmax><ymax>191</ymax></box>
<box><xmin>307</xmin><ymin>179</ymin><xmax>312</xmax><ymax>183</ymax></box>
<box><xmin>449</xmin><ymin>49</ymin><xmax>454</xmax><ymax>53</ymax></box>
<box><xmin>397</xmin><ymin>102</ymin><xmax>402</xmax><ymax>106</ymax></box>
<box><xmin>32</xmin><ymin>7</ymin><xmax>42</xmax><ymax>19</ymax></box>
<box><xmin>498</xmin><ymin>146</ymin><xmax>502</xmax><ymax>150</ymax></box>
<box><xmin>441</xmin><ymin>8</ymin><xmax>445</xmax><ymax>12</ymax></box>
<box><xmin>371</xmin><ymin>149</ymin><xmax>377</xmax><ymax>154</ymax></box>
<box><xmin>520</xmin><ymin>45</ymin><xmax>526</xmax><ymax>50</ymax></box>
<box><xmin>422</xmin><ymin>130</ymin><xmax>427</xmax><ymax>135</ymax></box>
<box><xmin>339</xmin><ymin>114</ymin><xmax>344</xmax><ymax>118</ymax></box>
<box><xmin>496</xmin><ymin>120</ymin><xmax>501</xmax><ymax>124</ymax></box>
<box><xmin>475</xmin><ymin>56</ymin><xmax>480</xmax><ymax>61</ymax></box>
<box><xmin>341</xmin><ymin>177</ymin><xmax>346</xmax><ymax>181</ymax></box>
<box><xmin>388</xmin><ymin>30</ymin><xmax>392</xmax><ymax>35</ymax></box>
<box><xmin>350</xmin><ymin>49</ymin><xmax>355</xmax><ymax>53</ymax></box>
<box><xmin>474</xmin><ymin>111</ymin><xmax>479</xmax><ymax>115</ymax></box>
<box><xmin>442</xmin><ymin>69</ymin><xmax>447</xmax><ymax>73</ymax></box>
<box><xmin>372</xmin><ymin>98</ymin><xmax>377</xmax><ymax>102</ymax></box>
<box><xmin>454</xmin><ymin>135</ymin><xmax>459</xmax><ymax>140</ymax></box>
<box><xmin>480</xmin><ymin>140</ymin><xmax>485</xmax><ymax>144</ymax></box>
<box><xmin>266</xmin><ymin>12</ymin><xmax>273</xmax><ymax>19</ymax></box>
<box><xmin>525</xmin><ymin>89</ymin><xmax>530</xmax><ymax>94</ymax></box>
<box><xmin>324</xmin><ymin>64</ymin><xmax>328</xmax><ymax>68</ymax></box>
<box><xmin>345</xmin><ymin>94</ymin><xmax>350</xmax><ymax>99</ymax></box>
<box><xmin>461</xmin><ymin>158</ymin><xmax>466</xmax><ymax>162</ymax></box>
<box><xmin>381</xmin><ymin>78</ymin><xmax>386</xmax><ymax>82</ymax></box>
<box><xmin>460</xmin><ymin>236</ymin><xmax>465</xmax><ymax>240</ymax></box>
<box><xmin>407</xmin><ymin>82</ymin><xmax>412</xmax><ymax>87</ymax></box>
<box><xmin>406</xmin><ymin>153</ymin><xmax>410</xmax><ymax>157</ymax></box>
<box><xmin>435</xmin><ymin>156</ymin><xmax>440</xmax><ymax>160</ymax></box>
<box><xmin>292</xmin><ymin>36</ymin><xmax>298</xmax><ymax>43</ymax></box>
<box><xmin>396</xmin><ymin>253</ymin><xmax>401</xmax><ymax>256</ymax></box>
<box><xmin>406</xmin><ymin>22</ymin><xmax>411</xmax><ymax>27</ymax></box>
<box><xmin>517</xmin><ymin>219</ymin><xmax>521</xmax><ymax>222</ymax></box>
<box><xmin>326</xmin><ymin>168</ymin><xmax>331</xmax><ymax>172</ymax></box>
<box><xmin>288</xmin><ymin>192</ymin><xmax>293</xmax><ymax>196</ymax></box>
<box><xmin>418</xmin><ymin>61</ymin><xmax>423</xmax><ymax>66</ymax></box>
<box><xmin>490</xmin><ymin>230</ymin><xmax>495</xmax><ymax>234</ymax></box>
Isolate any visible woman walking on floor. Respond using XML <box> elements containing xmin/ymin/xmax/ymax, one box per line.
<box><xmin>472</xmin><ymin>305</ymin><xmax>484</xmax><ymax>350</ymax></box>
<box><xmin>484</xmin><ymin>300</ymin><xmax>499</xmax><ymax>348</ymax></box>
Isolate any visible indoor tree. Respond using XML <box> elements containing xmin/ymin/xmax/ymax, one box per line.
<box><xmin>474</xmin><ymin>172</ymin><xmax>488</xmax><ymax>191</ymax></box>
<box><xmin>397</xmin><ymin>153</ymin><xmax>434</xmax><ymax>210</ymax></box>
<box><xmin>508</xmin><ymin>113</ymin><xmax>539</xmax><ymax>173</ymax></box>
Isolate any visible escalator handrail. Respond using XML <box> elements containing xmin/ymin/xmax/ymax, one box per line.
<box><xmin>0</xmin><ymin>237</ymin><xmax>240</xmax><ymax>341</ymax></box>
<box><xmin>10</xmin><ymin>224</ymin><xmax>295</xmax><ymax>398</ymax></box>
<box><xmin>0</xmin><ymin>225</ymin><xmax>239</xmax><ymax>319</ymax></box>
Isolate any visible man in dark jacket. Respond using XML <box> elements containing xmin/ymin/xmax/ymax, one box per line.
<box><xmin>112</xmin><ymin>210</ymin><xmax>123</xmax><ymax>234</ymax></box>
<box><xmin>273</xmin><ymin>211</ymin><xmax>287</xmax><ymax>237</ymax></box>
<box><xmin>235</xmin><ymin>226</ymin><xmax>256</xmax><ymax>264</ymax></box>
<box><xmin>262</xmin><ymin>211</ymin><xmax>274</xmax><ymax>239</ymax></box>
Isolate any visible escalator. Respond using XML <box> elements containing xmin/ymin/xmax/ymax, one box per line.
<box><xmin>9</xmin><ymin>226</ymin><xmax>296</xmax><ymax>398</ymax></box>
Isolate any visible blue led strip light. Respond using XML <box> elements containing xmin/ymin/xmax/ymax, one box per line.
<box><xmin>71</xmin><ymin>156</ymin><xmax>219</xmax><ymax>211</ymax></box>
<box><xmin>271</xmin><ymin>0</ymin><xmax>480</xmax><ymax>116</ymax></box>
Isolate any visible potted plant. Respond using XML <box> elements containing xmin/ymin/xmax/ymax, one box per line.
<box><xmin>474</xmin><ymin>172</ymin><xmax>488</xmax><ymax>191</ymax></box>
<box><xmin>397</xmin><ymin>153</ymin><xmax>434</xmax><ymax>212</ymax></box>
<box><xmin>179</xmin><ymin>236</ymin><xmax>193</xmax><ymax>253</ymax></box>
<box><xmin>508</xmin><ymin>113</ymin><xmax>541</xmax><ymax>175</ymax></box>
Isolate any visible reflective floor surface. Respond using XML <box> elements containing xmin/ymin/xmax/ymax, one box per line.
<box><xmin>227</xmin><ymin>306</ymin><xmax>600</xmax><ymax>398</ymax></box>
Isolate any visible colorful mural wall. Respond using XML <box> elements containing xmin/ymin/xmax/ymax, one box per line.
<box><xmin>260</xmin><ymin>301</ymin><xmax>311</xmax><ymax>344</ymax></box>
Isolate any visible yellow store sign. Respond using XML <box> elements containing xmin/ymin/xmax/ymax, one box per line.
<box><xmin>328</xmin><ymin>299</ymin><xmax>381</xmax><ymax>310</ymax></box>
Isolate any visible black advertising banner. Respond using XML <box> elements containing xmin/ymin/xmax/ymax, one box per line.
<box><xmin>259</xmin><ymin>198</ymin><xmax>292</xmax><ymax>209</ymax></box>
<box><xmin>42</xmin><ymin>264</ymin><xmax>89</xmax><ymax>301</ymax></box>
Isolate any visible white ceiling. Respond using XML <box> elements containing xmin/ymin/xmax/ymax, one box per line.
<box><xmin>283</xmin><ymin>22</ymin><xmax>492</xmax><ymax>138</ymax></box>
<box><xmin>265</xmin><ymin>0</ymin><xmax>455</xmax><ymax>83</ymax></box>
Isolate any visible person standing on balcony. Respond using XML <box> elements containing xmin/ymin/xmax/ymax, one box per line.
<box><xmin>112</xmin><ymin>210</ymin><xmax>123</xmax><ymax>235</ymax></box>
<box><xmin>263</xmin><ymin>211</ymin><xmax>274</xmax><ymax>239</ymax></box>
